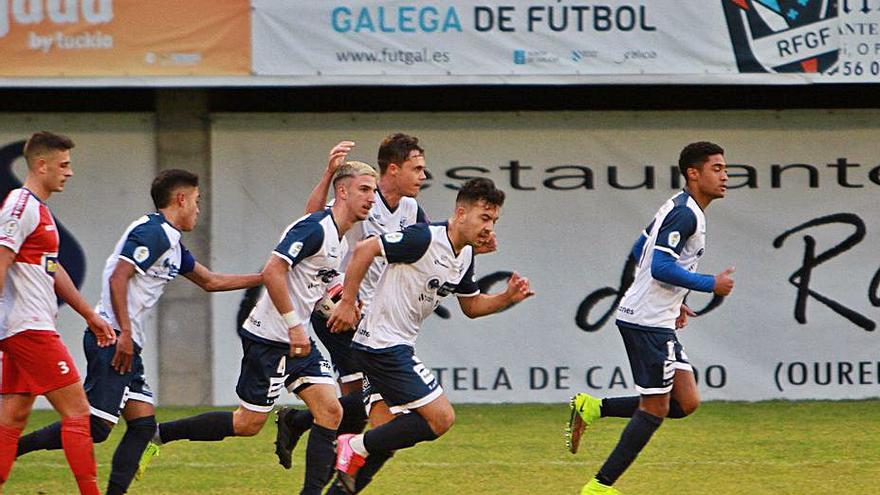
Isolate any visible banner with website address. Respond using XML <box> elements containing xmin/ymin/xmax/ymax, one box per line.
<box><xmin>252</xmin><ymin>0</ymin><xmax>880</xmax><ymax>83</ymax></box>
<box><xmin>0</xmin><ymin>0</ymin><xmax>250</xmax><ymax>76</ymax></box>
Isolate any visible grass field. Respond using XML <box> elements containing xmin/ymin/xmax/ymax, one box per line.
<box><xmin>7</xmin><ymin>400</ymin><xmax>880</xmax><ymax>494</ymax></box>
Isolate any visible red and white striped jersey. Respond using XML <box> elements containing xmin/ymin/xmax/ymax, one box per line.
<box><xmin>0</xmin><ymin>188</ymin><xmax>60</xmax><ymax>340</ymax></box>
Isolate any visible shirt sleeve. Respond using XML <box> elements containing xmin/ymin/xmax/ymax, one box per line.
<box><xmin>651</xmin><ymin>250</ymin><xmax>715</xmax><ymax>292</ymax></box>
<box><xmin>0</xmin><ymin>192</ymin><xmax>39</xmax><ymax>254</ymax></box>
<box><xmin>119</xmin><ymin>223</ymin><xmax>172</xmax><ymax>274</ymax></box>
<box><xmin>454</xmin><ymin>256</ymin><xmax>480</xmax><ymax>297</ymax></box>
<box><xmin>629</xmin><ymin>219</ymin><xmax>654</xmax><ymax>262</ymax></box>
<box><xmin>380</xmin><ymin>224</ymin><xmax>431</xmax><ymax>264</ymax></box>
<box><xmin>179</xmin><ymin>243</ymin><xmax>196</xmax><ymax>275</ymax></box>
<box><xmin>415</xmin><ymin>206</ymin><xmax>430</xmax><ymax>224</ymax></box>
<box><xmin>654</xmin><ymin>206</ymin><xmax>696</xmax><ymax>259</ymax></box>
<box><xmin>273</xmin><ymin>220</ymin><xmax>324</xmax><ymax>268</ymax></box>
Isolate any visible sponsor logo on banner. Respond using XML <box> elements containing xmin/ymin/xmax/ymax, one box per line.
<box><xmin>723</xmin><ymin>0</ymin><xmax>840</xmax><ymax>73</ymax></box>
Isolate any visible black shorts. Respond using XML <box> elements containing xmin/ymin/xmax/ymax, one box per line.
<box><xmin>311</xmin><ymin>312</ymin><xmax>363</xmax><ymax>384</ymax></box>
<box><xmin>236</xmin><ymin>330</ymin><xmax>335</xmax><ymax>413</ymax></box>
<box><xmin>83</xmin><ymin>329</ymin><xmax>153</xmax><ymax>424</ymax></box>
<box><xmin>618</xmin><ymin>323</ymin><xmax>692</xmax><ymax>395</ymax></box>
<box><xmin>353</xmin><ymin>344</ymin><xmax>442</xmax><ymax>415</ymax></box>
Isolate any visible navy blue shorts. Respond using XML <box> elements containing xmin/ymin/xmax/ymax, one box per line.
<box><xmin>236</xmin><ymin>330</ymin><xmax>335</xmax><ymax>413</ymax></box>
<box><xmin>311</xmin><ymin>312</ymin><xmax>363</xmax><ymax>384</ymax></box>
<box><xmin>353</xmin><ymin>344</ymin><xmax>442</xmax><ymax>415</ymax></box>
<box><xmin>618</xmin><ymin>323</ymin><xmax>692</xmax><ymax>395</ymax></box>
<box><xmin>82</xmin><ymin>329</ymin><xmax>153</xmax><ymax>424</ymax></box>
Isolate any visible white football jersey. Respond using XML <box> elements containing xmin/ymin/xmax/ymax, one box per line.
<box><xmin>95</xmin><ymin>213</ymin><xmax>196</xmax><ymax>347</ymax></box>
<box><xmin>331</xmin><ymin>191</ymin><xmax>426</xmax><ymax>314</ymax></box>
<box><xmin>244</xmin><ymin>209</ymin><xmax>346</xmax><ymax>345</ymax></box>
<box><xmin>0</xmin><ymin>188</ymin><xmax>60</xmax><ymax>339</ymax></box>
<box><xmin>353</xmin><ymin>222</ymin><xmax>480</xmax><ymax>350</ymax></box>
<box><xmin>617</xmin><ymin>190</ymin><xmax>707</xmax><ymax>330</ymax></box>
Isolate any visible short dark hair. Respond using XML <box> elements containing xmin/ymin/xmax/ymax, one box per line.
<box><xmin>377</xmin><ymin>133</ymin><xmax>424</xmax><ymax>174</ymax></box>
<box><xmin>678</xmin><ymin>141</ymin><xmax>724</xmax><ymax>178</ymax></box>
<box><xmin>456</xmin><ymin>178</ymin><xmax>505</xmax><ymax>208</ymax></box>
<box><xmin>151</xmin><ymin>169</ymin><xmax>199</xmax><ymax>209</ymax></box>
<box><xmin>23</xmin><ymin>131</ymin><xmax>74</xmax><ymax>166</ymax></box>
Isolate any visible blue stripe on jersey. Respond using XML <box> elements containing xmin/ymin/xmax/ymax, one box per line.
<box><xmin>654</xmin><ymin>205</ymin><xmax>697</xmax><ymax>257</ymax></box>
<box><xmin>416</xmin><ymin>206</ymin><xmax>429</xmax><ymax>224</ymax></box>
<box><xmin>274</xmin><ymin>211</ymin><xmax>326</xmax><ymax>267</ymax></box>
<box><xmin>455</xmin><ymin>258</ymin><xmax>479</xmax><ymax>295</ymax></box>
<box><xmin>631</xmin><ymin>234</ymin><xmax>646</xmax><ymax>262</ymax></box>
<box><xmin>120</xmin><ymin>217</ymin><xmax>172</xmax><ymax>272</ymax></box>
<box><xmin>179</xmin><ymin>243</ymin><xmax>196</xmax><ymax>274</ymax></box>
<box><xmin>382</xmin><ymin>223</ymin><xmax>431</xmax><ymax>264</ymax></box>
<box><xmin>651</xmin><ymin>250</ymin><xmax>715</xmax><ymax>292</ymax></box>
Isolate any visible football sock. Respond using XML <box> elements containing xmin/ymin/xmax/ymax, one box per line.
<box><xmin>284</xmin><ymin>408</ymin><xmax>315</xmax><ymax>432</ymax></box>
<box><xmin>325</xmin><ymin>451</ymin><xmax>393</xmax><ymax>495</ymax></box>
<box><xmin>0</xmin><ymin>423</ymin><xmax>22</xmax><ymax>483</ymax></box>
<box><xmin>337</xmin><ymin>392</ymin><xmax>368</xmax><ymax>435</ymax></box>
<box><xmin>301</xmin><ymin>424</ymin><xmax>337</xmax><ymax>495</ymax></box>
<box><xmin>158</xmin><ymin>411</ymin><xmax>234</xmax><ymax>443</ymax></box>
<box><xmin>601</xmin><ymin>397</ymin><xmax>689</xmax><ymax>419</ymax></box>
<box><xmin>596</xmin><ymin>409</ymin><xmax>663</xmax><ymax>486</ymax></box>
<box><xmin>60</xmin><ymin>415</ymin><xmax>100</xmax><ymax>495</ymax></box>
<box><xmin>17</xmin><ymin>415</ymin><xmax>111</xmax><ymax>456</ymax></box>
<box><xmin>363</xmin><ymin>413</ymin><xmax>438</xmax><ymax>455</ymax></box>
<box><xmin>106</xmin><ymin>415</ymin><xmax>156</xmax><ymax>495</ymax></box>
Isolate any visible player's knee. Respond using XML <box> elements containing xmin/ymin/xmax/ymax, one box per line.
<box><xmin>233</xmin><ymin>413</ymin><xmax>266</xmax><ymax>437</ymax></box>
<box><xmin>679</xmin><ymin>396</ymin><xmax>700</xmax><ymax>416</ymax></box>
<box><xmin>312</xmin><ymin>400</ymin><xmax>343</xmax><ymax>430</ymax></box>
<box><xmin>429</xmin><ymin>408</ymin><xmax>455</xmax><ymax>437</ymax></box>
<box><xmin>90</xmin><ymin>416</ymin><xmax>113</xmax><ymax>443</ymax></box>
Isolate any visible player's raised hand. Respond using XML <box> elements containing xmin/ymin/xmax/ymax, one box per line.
<box><xmin>328</xmin><ymin>296</ymin><xmax>360</xmax><ymax>333</ymax></box>
<box><xmin>288</xmin><ymin>325</ymin><xmax>311</xmax><ymax>358</ymax></box>
<box><xmin>473</xmin><ymin>232</ymin><xmax>497</xmax><ymax>255</ymax></box>
<box><xmin>713</xmin><ymin>267</ymin><xmax>735</xmax><ymax>296</ymax></box>
<box><xmin>111</xmin><ymin>332</ymin><xmax>134</xmax><ymax>374</ymax></box>
<box><xmin>87</xmin><ymin>313</ymin><xmax>116</xmax><ymax>347</ymax></box>
<box><xmin>327</xmin><ymin>141</ymin><xmax>355</xmax><ymax>174</ymax></box>
<box><xmin>506</xmin><ymin>272</ymin><xmax>535</xmax><ymax>303</ymax></box>
<box><xmin>675</xmin><ymin>303</ymin><xmax>697</xmax><ymax>330</ymax></box>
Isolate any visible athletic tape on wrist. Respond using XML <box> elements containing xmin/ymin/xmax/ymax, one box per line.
<box><xmin>282</xmin><ymin>311</ymin><xmax>298</xmax><ymax>328</ymax></box>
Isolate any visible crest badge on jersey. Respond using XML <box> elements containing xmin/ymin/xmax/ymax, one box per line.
<box><xmin>133</xmin><ymin>246</ymin><xmax>150</xmax><ymax>263</ymax></box>
<box><xmin>2</xmin><ymin>219</ymin><xmax>18</xmax><ymax>236</ymax></box>
<box><xmin>384</xmin><ymin>232</ymin><xmax>404</xmax><ymax>243</ymax></box>
<box><xmin>668</xmin><ymin>231</ymin><xmax>681</xmax><ymax>248</ymax></box>
<box><xmin>288</xmin><ymin>241</ymin><xmax>303</xmax><ymax>258</ymax></box>
<box><xmin>722</xmin><ymin>0</ymin><xmax>839</xmax><ymax>74</ymax></box>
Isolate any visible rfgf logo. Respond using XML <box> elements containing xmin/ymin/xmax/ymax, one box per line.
<box><xmin>722</xmin><ymin>0</ymin><xmax>839</xmax><ymax>73</ymax></box>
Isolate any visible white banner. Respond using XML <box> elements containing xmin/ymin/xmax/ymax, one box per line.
<box><xmin>251</xmin><ymin>0</ymin><xmax>880</xmax><ymax>84</ymax></box>
<box><xmin>210</xmin><ymin>110</ymin><xmax>880</xmax><ymax>405</ymax></box>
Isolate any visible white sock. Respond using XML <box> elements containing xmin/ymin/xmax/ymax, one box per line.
<box><xmin>152</xmin><ymin>425</ymin><xmax>163</xmax><ymax>445</ymax></box>
<box><xmin>349</xmin><ymin>434</ymin><xmax>368</xmax><ymax>458</ymax></box>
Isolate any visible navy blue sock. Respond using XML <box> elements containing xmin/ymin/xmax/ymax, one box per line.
<box><xmin>17</xmin><ymin>415</ymin><xmax>111</xmax><ymax>456</ymax></box>
<box><xmin>106</xmin><ymin>415</ymin><xmax>156</xmax><ymax>495</ymax></box>
<box><xmin>601</xmin><ymin>397</ymin><xmax>688</xmax><ymax>419</ymax></box>
<box><xmin>284</xmin><ymin>408</ymin><xmax>314</xmax><ymax>431</ymax></box>
<box><xmin>159</xmin><ymin>411</ymin><xmax>234</xmax><ymax>443</ymax></box>
<box><xmin>325</xmin><ymin>451</ymin><xmax>393</xmax><ymax>495</ymax></box>
<box><xmin>596</xmin><ymin>409</ymin><xmax>663</xmax><ymax>486</ymax></box>
<box><xmin>363</xmin><ymin>413</ymin><xmax>438</xmax><ymax>455</ymax></box>
<box><xmin>301</xmin><ymin>424</ymin><xmax>337</xmax><ymax>495</ymax></box>
<box><xmin>337</xmin><ymin>392</ymin><xmax>367</xmax><ymax>435</ymax></box>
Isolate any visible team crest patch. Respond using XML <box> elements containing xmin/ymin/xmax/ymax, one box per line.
<box><xmin>288</xmin><ymin>241</ymin><xmax>303</xmax><ymax>258</ymax></box>
<box><xmin>2</xmin><ymin>219</ymin><xmax>18</xmax><ymax>236</ymax></box>
<box><xmin>133</xmin><ymin>246</ymin><xmax>150</xmax><ymax>263</ymax></box>
<box><xmin>384</xmin><ymin>232</ymin><xmax>404</xmax><ymax>243</ymax></box>
<box><xmin>668</xmin><ymin>231</ymin><xmax>681</xmax><ymax>248</ymax></box>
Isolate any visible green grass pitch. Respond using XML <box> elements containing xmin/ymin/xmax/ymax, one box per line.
<box><xmin>8</xmin><ymin>400</ymin><xmax>880</xmax><ymax>494</ymax></box>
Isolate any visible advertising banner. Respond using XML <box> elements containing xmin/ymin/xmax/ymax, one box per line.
<box><xmin>252</xmin><ymin>0</ymin><xmax>880</xmax><ymax>83</ymax></box>
<box><xmin>0</xmin><ymin>0</ymin><xmax>250</xmax><ymax>76</ymax></box>
<box><xmin>210</xmin><ymin>110</ymin><xmax>880</xmax><ymax>405</ymax></box>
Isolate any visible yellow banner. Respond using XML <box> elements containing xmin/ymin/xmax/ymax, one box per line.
<box><xmin>0</xmin><ymin>0</ymin><xmax>250</xmax><ymax>76</ymax></box>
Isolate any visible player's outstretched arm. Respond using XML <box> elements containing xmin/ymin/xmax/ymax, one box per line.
<box><xmin>328</xmin><ymin>237</ymin><xmax>380</xmax><ymax>332</ymax></box>
<box><xmin>304</xmin><ymin>140</ymin><xmax>356</xmax><ymax>214</ymax></box>
<box><xmin>54</xmin><ymin>264</ymin><xmax>115</xmax><ymax>347</ymax></box>
<box><xmin>183</xmin><ymin>262</ymin><xmax>262</xmax><ymax>292</ymax></box>
<box><xmin>457</xmin><ymin>272</ymin><xmax>534</xmax><ymax>319</ymax></box>
<box><xmin>109</xmin><ymin>260</ymin><xmax>137</xmax><ymax>372</ymax></box>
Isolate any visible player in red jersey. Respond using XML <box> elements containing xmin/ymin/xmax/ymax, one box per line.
<box><xmin>0</xmin><ymin>131</ymin><xmax>115</xmax><ymax>494</ymax></box>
